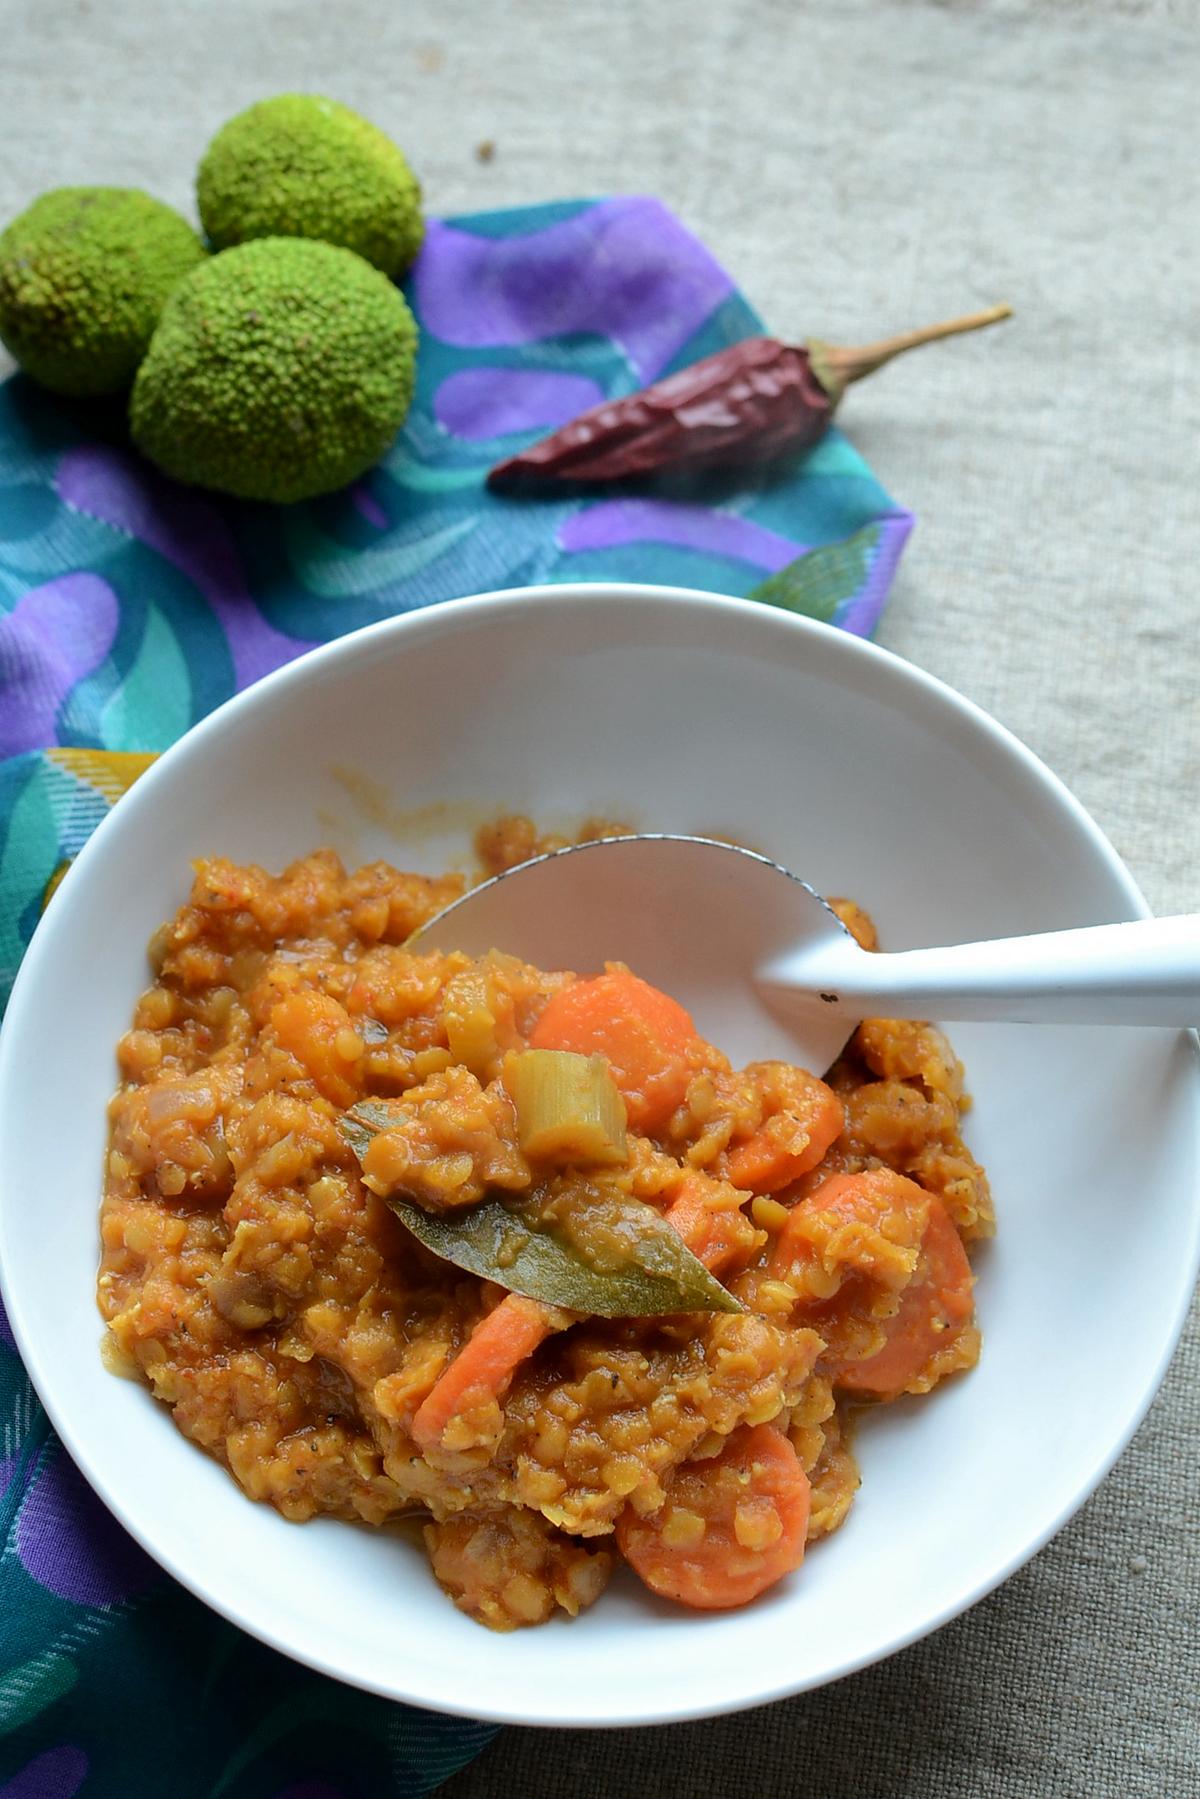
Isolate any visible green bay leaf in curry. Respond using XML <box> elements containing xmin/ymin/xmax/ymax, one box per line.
<box><xmin>339</xmin><ymin>1102</ymin><xmax>742</xmax><ymax>1318</ymax></box>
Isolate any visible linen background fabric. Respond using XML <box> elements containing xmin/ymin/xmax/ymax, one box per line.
<box><xmin>0</xmin><ymin>2</ymin><xmax>1196</xmax><ymax>1794</ymax></box>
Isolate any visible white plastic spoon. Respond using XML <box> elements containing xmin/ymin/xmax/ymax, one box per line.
<box><xmin>415</xmin><ymin>835</ymin><xmax>1200</xmax><ymax>1071</ymax></box>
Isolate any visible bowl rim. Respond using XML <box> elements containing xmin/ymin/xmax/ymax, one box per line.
<box><xmin>1</xmin><ymin>579</ymin><xmax>1196</xmax><ymax>1728</ymax></box>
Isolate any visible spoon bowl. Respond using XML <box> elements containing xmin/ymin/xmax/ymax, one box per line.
<box><xmin>418</xmin><ymin>833</ymin><xmax>1199</xmax><ymax>1070</ymax></box>
<box><xmin>416</xmin><ymin>834</ymin><xmax>858</xmax><ymax>1070</ymax></box>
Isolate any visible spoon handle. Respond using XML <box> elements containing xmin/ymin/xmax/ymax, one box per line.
<box><xmin>762</xmin><ymin>915</ymin><xmax>1200</xmax><ymax>1027</ymax></box>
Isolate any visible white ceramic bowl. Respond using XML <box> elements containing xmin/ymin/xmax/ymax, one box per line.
<box><xmin>0</xmin><ymin>584</ymin><xmax>1196</xmax><ymax>1727</ymax></box>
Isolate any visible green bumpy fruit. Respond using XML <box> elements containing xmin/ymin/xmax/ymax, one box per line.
<box><xmin>197</xmin><ymin>94</ymin><xmax>424</xmax><ymax>278</ymax></box>
<box><xmin>0</xmin><ymin>187</ymin><xmax>206</xmax><ymax>396</ymax></box>
<box><xmin>129</xmin><ymin>236</ymin><xmax>418</xmax><ymax>503</ymax></box>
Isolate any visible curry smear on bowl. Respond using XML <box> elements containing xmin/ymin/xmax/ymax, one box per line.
<box><xmin>98</xmin><ymin>817</ymin><xmax>992</xmax><ymax>1630</ymax></box>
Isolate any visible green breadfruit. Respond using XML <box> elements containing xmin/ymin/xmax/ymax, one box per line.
<box><xmin>129</xmin><ymin>236</ymin><xmax>418</xmax><ymax>503</ymax></box>
<box><xmin>0</xmin><ymin>187</ymin><xmax>206</xmax><ymax>397</ymax></box>
<box><xmin>197</xmin><ymin>94</ymin><xmax>424</xmax><ymax>278</ymax></box>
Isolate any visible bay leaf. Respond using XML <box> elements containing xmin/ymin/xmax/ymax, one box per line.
<box><xmin>339</xmin><ymin>1103</ymin><xmax>742</xmax><ymax>1318</ymax></box>
<box><xmin>339</xmin><ymin>1099</ymin><xmax>402</xmax><ymax>1160</ymax></box>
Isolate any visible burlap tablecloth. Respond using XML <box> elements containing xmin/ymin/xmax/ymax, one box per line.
<box><xmin>2</xmin><ymin>1</ymin><xmax>1195</xmax><ymax>1792</ymax></box>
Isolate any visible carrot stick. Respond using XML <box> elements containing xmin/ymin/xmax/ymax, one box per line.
<box><xmin>664</xmin><ymin>1177</ymin><xmax>755</xmax><ymax>1276</ymax></box>
<box><xmin>411</xmin><ymin>1293</ymin><xmax>553</xmax><ymax>1451</ymax></box>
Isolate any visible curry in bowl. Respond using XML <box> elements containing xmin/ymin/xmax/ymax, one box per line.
<box><xmin>99</xmin><ymin>823</ymin><xmax>991</xmax><ymax>1629</ymax></box>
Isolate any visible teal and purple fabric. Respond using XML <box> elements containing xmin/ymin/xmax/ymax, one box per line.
<box><xmin>0</xmin><ymin>196</ymin><xmax>912</xmax><ymax>1796</ymax></box>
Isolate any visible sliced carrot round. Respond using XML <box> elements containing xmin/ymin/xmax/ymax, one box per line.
<box><xmin>770</xmin><ymin>1168</ymin><xmax>974</xmax><ymax>1400</ymax></box>
<box><xmin>770</xmin><ymin>1166</ymin><xmax>921</xmax><ymax>1280</ymax></box>
<box><xmin>616</xmin><ymin>1424</ymin><xmax>810</xmax><ymax>1610</ymax></box>
<box><xmin>721</xmin><ymin>1067</ymin><xmax>845</xmax><ymax>1193</ymax></box>
<box><xmin>833</xmin><ymin>1197</ymin><xmax>973</xmax><ymax>1396</ymax></box>
<box><xmin>530</xmin><ymin>966</ymin><xmax>698</xmax><ymax>1134</ymax></box>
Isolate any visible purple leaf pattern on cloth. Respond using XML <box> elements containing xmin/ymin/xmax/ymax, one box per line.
<box><xmin>0</xmin><ymin>576</ymin><xmax>119</xmax><ymax>760</ymax></box>
<box><xmin>0</xmin><ymin>1747</ymin><xmax>88</xmax><ymax>1799</ymax></box>
<box><xmin>348</xmin><ymin>483</ymin><xmax>389</xmax><ymax>529</ymax></box>
<box><xmin>558</xmin><ymin>498</ymin><xmax>809</xmax><ymax>571</ymax></box>
<box><xmin>414</xmin><ymin>199</ymin><xmax>734</xmax><ymax>379</ymax></box>
<box><xmin>16</xmin><ymin>1449</ymin><xmax>157</xmax><ymax>1609</ymax></box>
<box><xmin>434</xmin><ymin>366</ymin><xmax>606</xmax><ymax>441</ymax></box>
<box><xmin>56</xmin><ymin>446</ymin><xmax>315</xmax><ymax>688</ymax></box>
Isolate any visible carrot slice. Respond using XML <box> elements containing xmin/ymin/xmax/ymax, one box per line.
<box><xmin>833</xmin><ymin>1197</ymin><xmax>974</xmax><ymax>1397</ymax></box>
<box><xmin>411</xmin><ymin>1293</ymin><xmax>553</xmax><ymax>1452</ymax></box>
<box><xmin>722</xmin><ymin>1069</ymin><xmax>844</xmax><ymax>1194</ymax></box>
<box><xmin>771</xmin><ymin>1168</ymin><xmax>974</xmax><ymax>1399</ymax></box>
<box><xmin>617</xmin><ymin>1424</ymin><xmax>811</xmax><ymax>1610</ymax></box>
<box><xmin>530</xmin><ymin>966</ymin><xmax>698</xmax><ymax>1134</ymax></box>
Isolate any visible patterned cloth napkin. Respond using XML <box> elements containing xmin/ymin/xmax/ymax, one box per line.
<box><xmin>0</xmin><ymin>197</ymin><xmax>912</xmax><ymax>1797</ymax></box>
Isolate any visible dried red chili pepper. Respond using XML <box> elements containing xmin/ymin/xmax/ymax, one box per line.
<box><xmin>487</xmin><ymin>304</ymin><xmax>1011</xmax><ymax>491</ymax></box>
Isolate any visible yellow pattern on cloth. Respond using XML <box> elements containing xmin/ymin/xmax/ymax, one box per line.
<box><xmin>45</xmin><ymin>747</ymin><xmax>159</xmax><ymax>803</ymax></box>
<box><xmin>40</xmin><ymin>751</ymin><xmax>159</xmax><ymax>909</ymax></box>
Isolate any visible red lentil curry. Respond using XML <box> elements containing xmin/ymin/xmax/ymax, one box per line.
<box><xmin>99</xmin><ymin>819</ymin><xmax>993</xmax><ymax>1629</ymax></box>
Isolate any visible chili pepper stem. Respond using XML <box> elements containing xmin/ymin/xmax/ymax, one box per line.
<box><xmin>810</xmin><ymin>303</ymin><xmax>1013</xmax><ymax>402</ymax></box>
